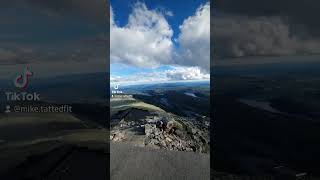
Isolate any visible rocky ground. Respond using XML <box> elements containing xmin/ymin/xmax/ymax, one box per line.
<box><xmin>110</xmin><ymin>107</ymin><xmax>210</xmax><ymax>153</ymax></box>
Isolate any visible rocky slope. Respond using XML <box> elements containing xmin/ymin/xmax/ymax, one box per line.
<box><xmin>110</xmin><ymin>102</ymin><xmax>210</xmax><ymax>153</ymax></box>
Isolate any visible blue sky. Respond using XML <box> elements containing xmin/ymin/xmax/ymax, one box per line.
<box><xmin>111</xmin><ymin>0</ymin><xmax>210</xmax><ymax>85</ymax></box>
<box><xmin>111</xmin><ymin>0</ymin><xmax>209</xmax><ymax>41</ymax></box>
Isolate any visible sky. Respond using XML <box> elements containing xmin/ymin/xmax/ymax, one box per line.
<box><xmin>213</xmin><ymin>0</ymin><xmax>320</xmax><ymax>62</ymax></box>
<box><xmin>0</xmin><ymin>0</ymin><xmax>107</xmax><ymax>79</ymax></box>
<box><xmin>110</xmin><ymin>0</ymin><xmax>210</xmax><ymax>85</ymax></box>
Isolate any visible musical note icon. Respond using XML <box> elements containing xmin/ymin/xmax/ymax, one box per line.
<box><xmin>14</xmin><ymin>66</ymin><xmax>33</xmax><ymax>89</ymax></box>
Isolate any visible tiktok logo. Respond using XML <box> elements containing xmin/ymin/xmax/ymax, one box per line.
<box><xmin>14</xmin><ymin>66</ymin><xmax>33</xmax><ymax>89</ymax></box>
<box><xmin>5</xmin><ymin>66</ymin><xmax>40</xmax><ymax>102</ymax></box>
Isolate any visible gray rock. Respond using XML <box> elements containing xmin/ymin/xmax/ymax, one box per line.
<box><xmin>111</xmin><ymin>131</ymin><xmax>126</xmax><ymax>142</ymax></box>
<box><xmin>175</xmin><ymin>129</ymin><xmax>186</xmax><ymax>138</ymax></box>
<box><xmin>145</xmin><ymin>124</ymin><xmax>156</xmax><ymax>136</ymax></box>
<box><xmin>191</xmin><ymin>128</ymin><xmax>198</xmax><ymax>135</ymax></box>
<box><xmin>144</xmin><ymin>137</ymin><xmax>151</xmax><ymax>145</ymax></box>
<box><xmin>160</xmin><ymin>141</ymin><xmax>167</xmax><ymax>147</ymax></box>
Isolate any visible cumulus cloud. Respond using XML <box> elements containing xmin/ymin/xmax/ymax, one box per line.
<box><xmin>1</xmin><ymin>0</ymin><xmax>108</xmax><ymax>21</ymax></box>
<box><xmin>213</xmin><ymin>0</ymin><xmax>320</xmax><ymax>59</ymax></box>
<box><xmin>215</xmin><ymin>0</ymin><xmax>320</xmax><ymax>37</ymax></box>
<box><xmin>112</xmin><ymin>74</ymin><xmax>164</xmax><ymax>85</ymax></box>
<box><xmin>110</xmin><ymin>2</ymin><xmax>173</xmax><ymax>68</ymax></box>
<box><xmin>213</xmin><ymin>15</ymin><xmax>320</xmax><ymax>59</ymax></box>
<box><xmin>110</xmin><ymin>66</ymin><xmax>209</xmax><ymax>85</ymax></box>
<box><xmin>166</xmin><ymin>66</ymin><xmax>209</xmax><ymax>81</ymax></box>
<box><xmin>177</xmin><ymin>2</ymin><xmax>210</xmax><ymax>71</ymax></box>
<box><xmin>0</xmin><ymin>0</ymin><xmax>107</xmax><ymax>79</ymax></box>
<box><xmin>111</xmin><ymin>2</ymin><xmax>210</xmax><ymax>71</ymax></box>
<box><xmin>110</xmin><ymin>72</ymin><xmax>167</xmax><ymax>85</ymax></box>
<box><xmin>0</xmin><ymin>0</ymin><xmax>107</xmax><ymax>63</ymax></box>
<box><xmin>110</xmin><ymin>2</ymin><xmax>210</xmax><ymax>85</ymax></box>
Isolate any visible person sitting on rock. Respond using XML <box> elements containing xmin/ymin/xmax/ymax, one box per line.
<box><xmin>156</xmin><ymin>120</ymin><xmax>166</xmax><ymax>131</ymax></box>
<box><xmin>166</xmin><ymin>120</ymin><xmax>184</xmax><ymax>135</ymax></box>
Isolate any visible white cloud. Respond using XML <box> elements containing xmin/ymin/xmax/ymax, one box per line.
<box><xmin>165</xmin><ymin>11</ymin><xmax>174</xmax><ymax>17</ymax></box>
<box><xmin>111</xmin><ymin>2</ymin><xmax>210</xmax><ymax>70</ymax></box>
<box><xmin>166</xmin><ymin>66</ymin><xmax>209</xmax><ymax>81</ymax></box>
<box><xmin>176</xmin><ymin>2</ymin><xmax>210</xmax><ymax>71</ymax></box>
<box><xmin>110</xmin><ymin>2</ymin><xmax>173</xmax><ymax>68</ymax></box>
<box><xmin>110</xmin><ymin>66</ymin><xmax>209</xmax><ymax>86</ymax></box>
<box><xmin>110</xmin><ymin>71</ymin><xmax>167</xmax><ymax>85</ymax></box>
<box><xmin>213</xmin><ymin>15</ymin><xmax>320</xmax><ymax>59</ymax></box>
<box><xmin>110</xmin><ymin>2</ymin><xmax>211</xmax><ymax>84</ymax></box>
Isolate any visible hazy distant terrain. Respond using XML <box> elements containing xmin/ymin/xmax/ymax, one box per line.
<box><xmin>213</xmin><ymin>57</ymin><xmax>320</xmax><ymax>179</ymax></box>
<box><xmin>129</xmin><ymin>82</ymin><xmax>210</xmax><ymax>117</ymax></box>
<box><xmin>0</xmin><ymin>73</ymin><xmax>109</xmax><ymax>179</ymax></box>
